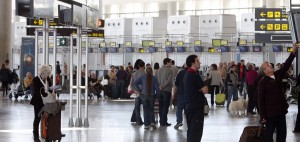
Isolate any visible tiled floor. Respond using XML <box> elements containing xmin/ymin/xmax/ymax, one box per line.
<box><xmin>0</xmin><ymin>93</ymin><xmax>299</xmax><ymax>142</ymax></box>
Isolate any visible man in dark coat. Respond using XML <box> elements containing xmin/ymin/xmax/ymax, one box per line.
<box><xmin>258</xmin><ymin>45</ymin><xmax>298</xmax><ymax>142</ymax></box>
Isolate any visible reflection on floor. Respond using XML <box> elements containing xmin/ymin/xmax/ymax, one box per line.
<box><xmin>0</xmin><ymin>93</ymin><xmax>299</xmax><ymax>142</ymax></box>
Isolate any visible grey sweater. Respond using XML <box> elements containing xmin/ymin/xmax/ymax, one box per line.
<box><xmin>155</xmin><ymin>66</ymin><xmax>173</xmax><ymax>93</ymax></box>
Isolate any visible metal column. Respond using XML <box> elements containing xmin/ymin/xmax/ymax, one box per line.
<box><xmin>84</xmin><ymin>35</ymin><xmax>89</xmax><ymax>127</ymax></box>
<box><xmin>75</xmin><ymin>27</ymin><xmax>82</xmax><ymax>127</ymax></box>
<box><xmin>34</xmin><ymin>30</ymin><xmax>39</xmax><ymax>76</ymax></box>
<box><xmin>68</xmin><ymin>35</ymin><xmax>74</xmax><ymax>127</ymax></box>
<box><xmin>45</xmin><ymin>18</ymin><xmax>49</xmax><ymax>65</ymax></box>
<box><xmin>53</xmin><ymin>29</ymin><xmax>57</xmax><ymax>87</ymax></box>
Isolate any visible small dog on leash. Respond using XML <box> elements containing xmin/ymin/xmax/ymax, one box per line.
<box><xmin>229</xmin><ymin>99</ymin><xmax>248</xmax><ymax>117</ymax></box>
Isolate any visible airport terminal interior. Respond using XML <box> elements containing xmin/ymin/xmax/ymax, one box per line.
<box><xmin>1</xmin><ymin>0</ymin><xmax>300</xmax><ymax>141</ymax></box>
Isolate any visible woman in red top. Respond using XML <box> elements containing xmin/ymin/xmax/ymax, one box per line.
<box><xmin>246</xmin><ymin>63</ymin><xmax>259</xmax><ymax>114</ymax></box>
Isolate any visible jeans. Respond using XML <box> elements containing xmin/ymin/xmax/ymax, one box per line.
<box><xmin>158</xmin><ymin>91</ymin><xmax>171</xmax><ymax>125</ymax></box>
<box><xmin>247</xmin><ymin>85</ymin><xmax>255</xmax><ymax>112</ymax></box>
<box><xmin>265</xmin><ymin>115</ymin><xmax>287</xmax><ymax>142</ymax></box>
<box><xmin>209</xmin><ymin>85</ymin><xmax>219</xmax><ymax>105</ymax></box>
<box><xmin>142</xmin><ymin>95</ymin><xmax>154</xmax><ymax>126</ymax></box>
<box><xmin>227</xmin><ymin>86</ymin><xmax>238</xmax><ymax>110</ymax></box>
<box><xmin>185</xmin><ymin>108</ymin><xmax>204</xmax><ymax>142</ymax></box>
<box><xmin>176</xmin><ymin>95</ymin><xmax>186</xmax><ymax>123</ymax></box>
<box><xmin>130</xmin><ymin>96</ymin><xmax>143</xmax><ymax>124</ymax></box>
<box><xmin>116</xmin><ymin>80</ymin><xmax>125</xmax><ymax>99</ymax></box>
<box><xmin>239</xmin><ymin>79</ymin><xmax>245</xmax><ymax>98</ymax></box>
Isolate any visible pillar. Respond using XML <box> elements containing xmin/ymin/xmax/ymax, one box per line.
<box><xmin>0</xmin><ymin>1</ymin><xmax>12</xmax><ymax>67</ymax></box>
<box><xmin>167</xmin><ymin>1</ymin><xmax>177</xmax><ymax>17</ymax></box>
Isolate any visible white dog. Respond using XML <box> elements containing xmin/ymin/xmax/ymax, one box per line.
<box><xmin>229</xmin><ymin>99</ymin><xmax>248</xmax><ymax>117</ymax></box>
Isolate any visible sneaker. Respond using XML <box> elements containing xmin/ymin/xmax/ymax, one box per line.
<box><xmin>174</xmin><ymin>122</ymin><xmax>183</xmax><ymax>129</ymax></box>
<box><xmin>144</xmin><ymin>125</ymin><xmax>150</xmax><ymax>129</ymax></box>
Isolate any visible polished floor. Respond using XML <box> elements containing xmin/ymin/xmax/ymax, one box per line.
<box><xmin>0</xmin><ymin>93</ymin><xmax>300</xmax><ymax>142</ymax></box>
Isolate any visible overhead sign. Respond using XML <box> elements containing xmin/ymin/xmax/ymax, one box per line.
<box><xmin>99</xmin><ymin>42</ymin><xmax>106</xmax><ymax>47</ymax></box>
<box><xmin>255</xmin><ymin>21</ymin><xmax>289</xmax><ymax>31</ymax></box>
<box><xmin>27</xmin><ymin>18</ymin><xmax>61</xmax><ymax>26</ymax></box>
<box><xmin>27</xmin><ymin>28</ymin><xmax>104</xmax><ymax>37</ymax></box>
<box><xmin>255</xmin><ymin>8</ymin><xmax>288</xmax><ymax>19</ymax></box>
<box><xmin>255</xmin><ymin>33</ymin><xmax>292</xmax><ymax>43</ymax></box>
<box><xmin>125</xmin><ymin>41</ymin><xmax>132</xmax><ymax>47</ymax></box>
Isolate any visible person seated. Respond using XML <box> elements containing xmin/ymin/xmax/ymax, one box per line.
<box><xmin>89</xmin><ymin>72</ymin><xmax>104</xmax><ymax>99</ymax></box>
<box><xmin>24</xmin><ymin>72</ymin><xmax>33</xmax><ymax>91</ymax></box>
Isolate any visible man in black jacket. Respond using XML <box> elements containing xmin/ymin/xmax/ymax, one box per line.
<box><xmin>258</xmin><ymin>45</ymin><xmax>298</xmax><ymax>142</ymax></box>
<box><xmin>183</xmin><ymin>55</ymin><xmax>208</xmax><ymax>142</ymax></box>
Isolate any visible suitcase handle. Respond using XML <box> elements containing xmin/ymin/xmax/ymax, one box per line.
<box><xmin>256</xmin><ymin>124</ymin><xmax>265</xmax><ymax>138</ymax></box>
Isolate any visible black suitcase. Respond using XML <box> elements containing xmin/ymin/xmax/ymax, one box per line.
<box><xmin>41</xmin><ymin>111</ymin><xmax>62</xmax><ymax>142</ymax></box>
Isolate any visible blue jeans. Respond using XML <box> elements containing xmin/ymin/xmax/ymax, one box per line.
<box><xmin>116</xmin><ymin>80</ymin><xmax>125</xmax><ymax>99</ymax></box>
<box><xmin>130</xmin><ymin>96</ymin><xmax>143</xmax><ymax>124</ymax></box>
<box><xmin>227</xmin><ymin>86</ymin><xmax>238</xmax><ymax>110</ymax></box>
<box><xmin>142</xmin><ymin>95</ymin><xmax>154</xmax><ymax>126</ymax></box>
<box><xmin>239</xmin><ymin>79</ymin><xmax>245</xmax><ymax>98</ymax></box>
<box><xmin>176</xmin><ymin>95</ymin><xmax>185</xmax><ymax>123</ymax></box>
<box><xmin>158</xmin><ymin>91</ymin><xmax>171</xmax><ymax>125</ymax></box>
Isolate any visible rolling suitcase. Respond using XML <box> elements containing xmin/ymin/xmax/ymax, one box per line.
<box><xmin>215</xmin><ymin>93</ymin><xmax>225</xmax><ymax>106</ymax></box>
<box><xmin>239</xmin><ymin>126</ymin><xmax>264</xmax><ymax>142</ymax></box>
<box><xmin>41</xmin><ymin>111</ymin><xmax>62</xmax><ymax>142</ymax></box>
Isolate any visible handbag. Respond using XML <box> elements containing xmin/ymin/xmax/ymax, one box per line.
<box><xmin>127</xmin><ymin>85</ymin><xmax>134</xmax><ymax>94</ymax></box>
<box><xmin>204</xmin><ymin>96</ymin><xmax>210</xmax><ymax>115</ymax></box>
<box><xmin>204</xmin><ymin>78</ymin><xmax>212</xmax><ymax>86</ymax></box>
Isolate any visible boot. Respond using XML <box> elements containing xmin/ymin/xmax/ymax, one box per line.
<box><xmin>33</xmin><ymin>131</ymin><xmax>40</xmax><ymax>142</ymax></box>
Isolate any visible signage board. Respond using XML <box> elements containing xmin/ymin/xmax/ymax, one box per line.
<box><xmin>27</xmin><ymin>28</ymin><xmax>104</xmax><ymax>37</ymax></box>
<box><xmin>27</xmin><ymin>18</ymin><xmax>61</xmax><ymax>26</ymax></box>
<box><xmin>255</xmin><ymin>8</ymin><xmax>288</xmax><ymax>19</ymax></box>
<box><xmin>255</xmin><ymin>21</ymin><xmax>289</xmax><ymax>31</ymax></box>
<box><xmin>255</xmin><ymin>33</ymin><xmax>292</xmax><ymax>43</ymax></box>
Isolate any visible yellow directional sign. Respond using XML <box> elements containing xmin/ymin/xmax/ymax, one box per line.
<box><xmin>267</xmin><ymin>24</ymin><xmax>273</xmax><ymax>31</ymax></box>
<box><xmin>177</xmin><ymin>41</ymin><xmax>183</xmax><ymax>46</ymax></box>
<box><xmin>267</xmin><ymin>11</ymin><xmax>274</xmax><ymax>18</ymax></box>
<box><xmin>165</xmin><ymin>41</ymin><xmax>172</xmax><ymax>46</ymax></box>
<box><xmin>274</xmin><ymin>24</ymin><xmax>280</xmax><ymax>31</ymax></box>
<box><xmin>260</xmin><ymin>12</ymin><xmax>266</xmax><ymax>18</ymax></box>
<box><xmin>194</xmin><ymin>40</ymin><xmax>201</xmax><ymax>46</ymax></box>
<box><xmin>274</xmin><ymin>11</ymin><xmax>281</xmax><ymax>18</ymax></box>
<box><xmin>255</xmin><ymin>21</ymin><xmax>289</xmax><ymax>31</ymax></box>
<box><xmin>252</xmin><ymin>40</ymin><xmax>256</xmax><ymax>44</ymax></box>
<box><xmin>282</xmin><ymin>24</ymin><xmax>288</xmax><ymax>30</ymax></box>
<box><xmin>260</xmin><ymin>24</ymin><xmax>266</xmax><ymax>30</ymax></box>
<box><xmin>255</xmin><ymin>8</ymin><xmax>287</xmax><ymax>19</ymax></box>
